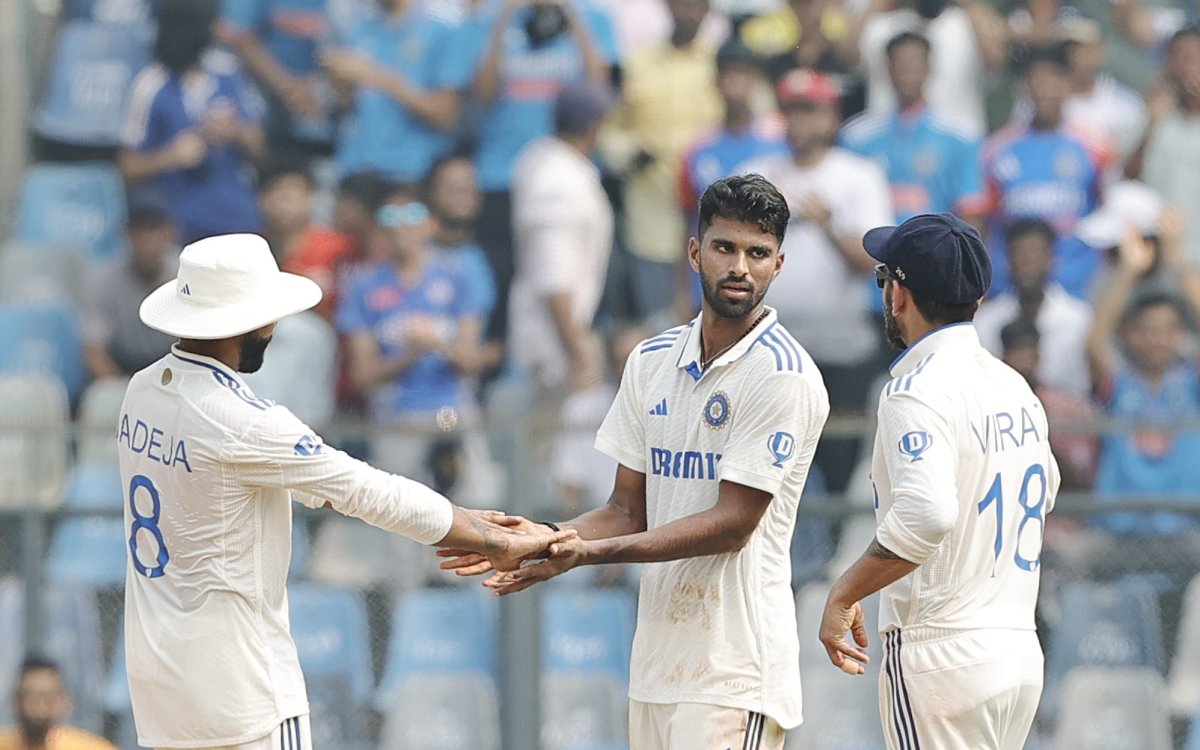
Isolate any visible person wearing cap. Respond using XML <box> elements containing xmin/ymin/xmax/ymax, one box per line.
<box><xmin>119</xmin><ymin>233</ymin><xmax>571</xmax><ymax>750</ymax></box>
<box><xmin>82</xmin><ymin>190</ymin><xmax>180</xmax><ymax>380</ymax></box>
<box><xmin>508</xmin><ymin>79</ymin><xmax>616</xmax><ymax>394</ymax></box>
<box><xmin>739</xmin><ymin>67</ymin><xmax>893</xmax><ymax>491</ymax></box>
<box><xmin>819</xmin><ymin>213</ymin><xmax>1059</xmax><ymax>750</ymax></box>
<box><xmin>604</xmin><ymin>0</ymin><xmax>723</xmax><ymax>321</ymax></box>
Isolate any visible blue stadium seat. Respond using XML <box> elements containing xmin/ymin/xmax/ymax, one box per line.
<box><xmin>0</xmin><ymin>243</ymin><xmax>84</xmax><ymax>307</ymax></box>
<box><xmin>77</xmin><ymin>377</ymin><xmax>130</xmax><ymax>464</ymax></box>
<box><xmin>288</xmin><ymin>582</ymin><xmax>373</xmax><ymax>749</ymax></box>
<box><xmin>379</xmin><ymin>674</ymin><xmax>501</xmax><ymax>750</ymax></box>
<box><xmin>375</xmin><ymin>587</ymin><xmax>498</xmax><ymax>710</ymax></box>
<box><xmin>0</xmin><ymin>303</ymin><xmax>86</xmax><ymax>401</ymax></box>
<box><xmin>48</xmin><ymin>517</ymin><xmax>127</xmax><ymax>588</ymax></box>
<box><xmin>66</xmin><ymin>462</ymin><xmax>124</xmax><ymax>509</ymax></box>
<box><xmin>13</xmin><ymin>163</ymin><xmax>127</xmax><ymax>262</ymax></box>
<box><xmin>61</xmin><ymin>0</ymin><xmax>156</xmax><ymax>24</ymax></box>
<box><xmin>1055</xmin><ymin>667</ymin><xmax>1171</xmax><ymax>750</ymax></box>
<box><xmin>33</xmin><ymin>20</ymin><xmax>153</xmax><ymax>148</ymax></box>
<box><xmin>1041</xmin><ymin>580</ymin><xmax>1166</xmax><ymax>721</ymax></box>
<box><xmin>0</xmin><ymin>375</ymin><xmax>70</xmax><ymax>510</ymax></box>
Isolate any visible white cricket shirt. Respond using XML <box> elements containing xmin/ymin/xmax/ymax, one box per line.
<box><xmin>870</xmin><ymin>324</ymin><xmax>1060</xmax><ymax>634</ymax></box>
<box><xmin>118</xmin><ymin>347</ymin><xmax>454</xmax><ymax>748</ymax></box>
<box><xmin>595</xmin><ymin>308</ymin><xmax>830</xmax><ymax>729</ymax></box>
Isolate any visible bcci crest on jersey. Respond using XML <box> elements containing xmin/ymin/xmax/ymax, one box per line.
<box><xmin>703</xmin><ymin>391</ymin><xmax>731</xmax><ymax>430</ymax></box>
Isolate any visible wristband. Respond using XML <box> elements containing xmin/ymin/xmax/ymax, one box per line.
<box><xmin>539</xmin><ymin>521</ymin><xmax>561</xmax><ymax>532</ymax></box>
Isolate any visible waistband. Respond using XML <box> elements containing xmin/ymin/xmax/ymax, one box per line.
<box><xmin>882</xmin><ymin>625</ymin><xmax>1036</xmax><ymax>647</ymax></box>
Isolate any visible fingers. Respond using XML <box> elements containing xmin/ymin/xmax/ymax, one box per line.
<box><xmin>483</xmin><ymin>564</ymin><xmax>553</xmax><ymax>596</ymax></box>
<box><xmin>851</xmin><ymin>603</ymin><xmax>870</xmax><ymax>649</ymax></box>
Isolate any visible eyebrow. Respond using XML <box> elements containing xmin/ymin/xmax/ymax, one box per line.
<box><xmin>710</xmin><ymin>238</ymin><xmax>776</xmax><ymax>254</ymax></box>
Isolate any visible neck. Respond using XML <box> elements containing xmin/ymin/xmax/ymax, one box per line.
<box><xmin>132</xmin><ymin>261</ymin><xmax>162</xmax><ymax>286</ymax></box>
<box><xmin>386</xmin><ymin>0</ymin><xmax>411</xmax><ymax>19</ymax></box>
<box><xmin>671</xmin><ymin>28</ymin><xmax>699</xmax><ymax>48</ymax></box>
<box><xmin>394</xmin><ymin>249</ymin><xmax>425</xmax><ymax>281</ymax></box>
<box><xmin>434</xmin><ymin>225</ymin><xmax>471</xmax><ymax>246</ymax></box>
<box><xmin>898</xmin><ymin>96</ymin><xmax>924</xmax><ymax>114</ymax></box>
<box><xmin>725</xmin><ymin>106</ymin><xmax>752</xmax><ymax>133</ymax></box>
<box><xmin>1017</xmin><ymin>286</ymin><xmax>1046</xmax><ymax>315</ymax></box>
<box><xmin>177</xmin><ymin>338</ymin><xmax>241</xmax><ymax>371</ymax></box>
<box><xmin>559</xmin><ymin>133</ymin><xmax>593</xmax><ymax>157</ymax></box>
<box><xmin>901</xmin><ymin>318</ymin><xmax>939</xmax><ymax>349</ymax></box>
<box><xmin>700</xmin><ymin>304</ymin><xmax>766</xmax><ymax>366</ymax></box>
<box><xmin>1181</xmin><ymin>94</ymin><xmax>1200</xmax><ymax>115</ymax></box>
<box><xmin>1072</xmin><ymin>72</ymin><xmax>1097</xmax><ymax>95</ymax></box>
<box><xmin>1031</xmin><ymin>111</ymin><xmax>1062</xmax><ymax>131</ymax></box>
<box><xmin>267</xmin><ymin>224</ymin><xmax>306</xmax><ymax>261</ymax></box>
<box><xmin>792</xmin><ymin>143</ymin><xmax>828</xmax><ymax>168</ymax></box>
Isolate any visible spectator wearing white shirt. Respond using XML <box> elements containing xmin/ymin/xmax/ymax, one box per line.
<box><xmin>844</xmin><ymin>0</ymin><xmax>1010</xmax><ymax>136</ymax></box>
<box><xmin>974</xmin><ymin>218</ymin><xmax>1093</xmax><ymax>396</ymax></box>
<box><xmin>509</xmin><ymin>81</ymin><xmax>616</xmax><ymax>394</ymax></box>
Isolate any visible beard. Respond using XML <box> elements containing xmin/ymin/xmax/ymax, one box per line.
<box><xmin>700</xmin><ymin>269</ymin><xmax>767</xmax><ymax>319</ymax></box>
<box><xmin>237</xmin><ymin>332</ymin><xmax>273</xmax><ymax>373</ymax></box>
<box><xmin>883</xmin><ymin>283</ymin><xmax>907</xmax><ymax>350</ymax></box>
<box><xmin>20</xmin><ymin>718</ymin><xmax>51</xmax><ymax>746</ymax></box>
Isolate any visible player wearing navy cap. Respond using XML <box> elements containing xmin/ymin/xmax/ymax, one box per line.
<box><xmin>818</xmin><ymin>214</ymin><xmax>1059</xmax><ymax>750</ymax></box>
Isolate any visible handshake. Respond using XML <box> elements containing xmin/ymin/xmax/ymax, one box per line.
<box><xmin>437</xmin><ymin>510</ymin><xmax>588</xmax><ymax>595</ymax></box>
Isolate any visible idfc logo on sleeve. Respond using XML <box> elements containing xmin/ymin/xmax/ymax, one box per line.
<box><xmin>898</xmin><ymin>430</ymin><xmax>932</xmax><ymax>462</ymax></box>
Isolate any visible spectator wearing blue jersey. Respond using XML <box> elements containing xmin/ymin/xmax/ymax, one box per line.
<box><xmin>464</xmin><ymin>0</ymin><xmax>617</xmax><ymax>342</ymax></box>
<box><xmin>982</xmin><ymin>43</ymin><xmax>1111</xmax><ymax>297</ymax></box>
<box><xmin>119</xmin><ymin>0</ymin><xmax>266</xmax><ymax>245</ymax></box>
<box><xmin>677</xmin><ymin>39</ymin><xmax>786</xmax><ymax>318</ymax></box>
<box><xmin>324</xmin><ymin>0</ymin><xmax>474</xmax><ymax>183</ymax></box>
<box><xmin>220</xmin><ymin>0</ymin><xmax>338</xmax><ymax>153</ymax></box>
<box><xmin>337</xmin><ymin>184</ymin><xmax>492</xmax><ymax>485</ymax></box>
<box><xmin>1085</xmin><ymin>225</ymin><xmax>1200</xmax><ymax>538</ymax></box>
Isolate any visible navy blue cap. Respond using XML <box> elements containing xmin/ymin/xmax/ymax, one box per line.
<box><xmin>863</xmin><ymin>213</ymin><xmax>992</xmax><ymax>304</ymax></box>
<box><xmin>554</xmin><ymin>80</ymin><xmax>616</xmax><ymax>135</ymax></box>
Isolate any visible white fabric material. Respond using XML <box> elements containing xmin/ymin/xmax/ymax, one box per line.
<box><xmin>629</xmin><ymin>699</ymin><xmax>786</xmax><ymax>750</ymax></box>
<box><xmin>871</xmin><ymin>324</ymin><xmax>1059</xmax><ymax>632</ymax></box>
<box><xmin>738</xmin><ymin>149</ymin><xmax>893</xmax><ymax>365</ymax></box>
<box><xmin>595</xmin><ymin>309</ymin><xmax>830</xmax><ymax>729</ymax></box>
<box><xmin>139</xmin><ymin>234</ymin><xmax>322</xmax><ymax>340</ymax></box>
<box><xmin>509</xmin><ymin>137</ymin><xmax>614</xmax><ymax>389</ymax></box>
<box><xmin>973</xmin><ymin>283</ymin><xmax>1092</xmax><ymax>397</ymax></box>
<box><xmin>879</xmin><ymin>628</ymin><xmax>1043</xmax><ymax>750</ymax></box>
<box><xmin>155</xmin><ymin>715</ymin><xmax>313</xmax><ymax>750</ymax></box>
<box><xmin>120</xmin><ymin>347</ymin><xmax>453</xmax><ymax>748</ymax></box>
<box><xmin>552</xmin><ymin>382</ymin><xmax>619</xmax><ymax>509</ymax></box>
<box><xmin>860</xmin><ymin>7</ymin><xmax>987</xmax><ymax>137</ymax></box>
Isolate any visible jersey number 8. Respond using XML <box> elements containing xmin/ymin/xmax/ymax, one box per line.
<box><xmin>129</xmin><ymin>474</ymin><xmax>170</xmax><ymax>578</ymax></box>
<box><xmin>976</xmin><ymin>463</ymin><xmax>1048</xmax><ymax>574</ymax></box>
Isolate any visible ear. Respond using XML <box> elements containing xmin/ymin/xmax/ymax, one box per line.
<box><xmin>773</xmin><ymin>249</ymin><xmax>784</xmax><ymax>280</ymax></box>
<box><xmin>891</xmin><ymin>282</ymin><xmax>909</xmax><ymax>315</ymax></box>
<box><xmin>687</xmin><ymin>237</ymin><xmax>701</xmax><ymax>272</ymax></box>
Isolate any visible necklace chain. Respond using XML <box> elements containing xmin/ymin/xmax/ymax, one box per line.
<box><xmin>700</xmin><ymin>309</ymin><xmax>769</xmax><ymax>370</ymax></box>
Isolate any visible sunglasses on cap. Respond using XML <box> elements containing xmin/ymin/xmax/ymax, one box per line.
<box><xmin>377</xmin><ymin>202</ymin><xmax>430</xmax><ymax>229</ymax></box>
<box><xmin>875</xmin><ymin>263</ymin><xmax>900</xmax><ymax>289</ymax></box>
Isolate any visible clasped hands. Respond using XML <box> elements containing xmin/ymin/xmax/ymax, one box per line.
<box><xmin>439</xmin><ymin>511</ymin><xmax>586</xmax><ymax>595</ymax></box>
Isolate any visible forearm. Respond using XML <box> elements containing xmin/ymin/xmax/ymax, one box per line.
<box><xmin>565</xmin><ymin>9</ymin><xmax>608</xmax><ymax>85</ymax></box>
<box><xmin>234</xmin><ymin>123</ymin><xmax>266</xmax><ymax>161</ymax></box>
<box><xmin>960</xmin><ymin>0</ymin><xmax>1009</xmax><ymax>72</ymax></box>
<box><xmin>562</xmin><ymin>502</ymin><xmax>644</xmax><ymax>540</ymax></box>
<box><xmin>1123</xmin><ymin>122</ymin><xmax>1157</xmax><ymax>179</ymax></box>
<box><xmin>230</xmin><ymin>35</ymin><xmax>297</xmax><ymax>98</ymax></box>
<box><xmin>371</xmin><ymin>70</ymin><xmax>459</xmax><ymax>130</ymax></box>
<box><xmin>578</xmin><ymin>508</ymin><xmax>750</xmax><ymax>565</ymax></box>
<box><xmin>827</xmin><ymin>537</ymin><xmax>919</xmax><ymax>606</ymax></box>
<box><xmin>84</xmin><ymin>342</ymin><xmax>122</xmax><ymax>380</ymax></box>
<box><xmin>436</xmin><ymin>505</ymin><xmax>514</xmax><ymax>553</ymax></box>
<box><xmin>546</xmin><ymin>291</ymin><xmax>588</xmax><ymax>363</ymax></box>
<box><xmin>118</xmin><ymin>148</ymin><xmax>180</xmax><ymax>183</ymax></box>
<box><xmin>354</xmin><ymin>348</ymin><xmax>425</xmax><ymax>387</ymax></box>
<box><xmin>830</xmin><ymin>231</ymin><xmax>877</xmax><ymax>273</ymax></box>
<box><xmin>473</xmin><ymin>21</ymin><xmax>512</xmax><ymax>103</ymax></box>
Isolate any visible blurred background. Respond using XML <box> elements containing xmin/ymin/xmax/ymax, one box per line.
<box><xmin>1</xmin><ymin>0</ymin><xmax>1199</xmax><ymax>747</ymax></box>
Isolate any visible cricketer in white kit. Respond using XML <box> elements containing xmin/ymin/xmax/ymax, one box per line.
<box><xmin>442</xmin><ymin>175</ymin><xmax>830</xmax><ymax>750</ymax></box>
<box><xmin>119</xmin><ymin>234</ymin><xmax>569</xmax><ymax>750</ymax></box>
<box><xmin>820</xmin><ymin>214</ymin><xmax>1059</xmax><ymax>750</ymax></box>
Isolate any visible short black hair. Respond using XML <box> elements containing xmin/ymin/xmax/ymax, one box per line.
<box><xmin>697</xmin><ymin>174</ymin><xmax>790</xmax><ymax>246</ymax></box>
<box><xmin>258</xmin><ymin>155</ymin><xmax>314</xmax><ymax>194</ymax></box>
<box><xmin>338</xmin><ymin>171</ymin><xmax>394</xmax><ymax>215</ymax></box>
<box><xmin>1022</xmin><ymin>42</ymin><xmax>1070</xmax><ymax>74</ymax></box>
<box><xmin>20</xmin><ymin>654</ymin><xmax>60</xmax><ymax>678</ymax></box>
<box><xmin>886</xmin><ymin>31</ymin><xmax>931</xmax><ymax>60</ymax></box>
<box><xmin>1167</xmin><ymin>23</ymin><xmax>1200</xmax><ymax>53</ymax></box>
<box><xmin>1000</xmin><ymin>317</ymin><xmax>1040</xmax><ymax>351</ymax></box>
<box><xmin>1122</xmin><ymin>291</ymin><xmax>1188</xmax><ymax>327</ymax></box>
<box><xmin>909</xmin><ymin>291</ymin><xmax>980</xmax><ymax>326</ymax></box>
<box><xmin>1006</xmin><ymin>217</ymin><xmax>1056</xmax><ymax>247</ymax></box>
<box><xmin>422</xmin><ymin>146</ymin><xmax>475</xmax><ymax>203</ymax></box>
<box><xmin>155</xmin><ymin>0</ymin><xmax>218</xmax><ymax>75</ymax></box>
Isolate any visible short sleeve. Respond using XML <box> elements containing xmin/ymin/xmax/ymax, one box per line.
<box><xmin>431</xmin><ymin>21</ymin><xmax>477</xmax><ymax>91</ymax></box>
<box><xmin>334</xmin><ymin>275</ymin><xmax>371</xmax><ymax>335</ymax></box>
<box><xmin>717</xmin><ymin>372</ymin><xmax>829</xmax><ymax>497</ymax></box>
<box><xmin>835</xmin><ymin>159</ymin><xmax>893</xmax><ymax>238</ymax></box>
<box><xmin>875</xmin><ymin>391</ymin><xmax>959</xmax><ymax>564</ymax></box>
<box><xmin>594</xmin><ymin>351</ymin><xmax>646</xmax><ymax>473</ymax></box>
<box><xmin>120</xmin><ymin>68</ymin><xmax>164</xmax><ymax>151</ymax></box>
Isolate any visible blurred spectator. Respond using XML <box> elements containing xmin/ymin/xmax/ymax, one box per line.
<box><xmin>677</xmin><ymin>39</ymin><xmax>787</xmax><ymax>316</ymax></box>
<box><xmin>845</xmin><ymin>0</ymin><xmax>1009</xmax><ymax>136</ymax></box>
<box><xmin>606</xmin><ymin>0</ymin><xmax>722</xmax><ymax>320</ymax></box>
<box><xmin>119</xmin><ymin>0</ymin><xmax>266</xmax><ymax>245</ymax></box>
<box><xmin>739</xmin><ymin>0</ymin><xmax>854</xmax><ymax>80</ymax></box>
<box><xmin>259</xmin><ymin>158</ymin><xmax>356</xmax><ymax>320</ymax></box>
<box><xmin>425</xmin><ymin>152</ymin><xmax>498</xmax><ymax>326</ymax></box>
<box><xmin>1127</xmin><ymin>25</ymin><xmax>1200</xmax><ymax>264</ymax></box>
<box><xmin>975</xmin><ymin>218</ymin><xmax>1092</xmax><ymax>396</ymax></box>
<box><xmin>1077</xmin><ymin>179</ymin><xmax>1184</xmax><ymax>301</ymax></box>
<box><xmin>220</xmin><ymin>0</ymin><xmax>338</xmax><ymax>153</ymax></box>
<box><xmin>464</xmin><ymin>0</ymin><xmax>616</xmax><ymax>343</ymax></box>
<box><xmin>1113</xmin><ymin>0</ymin><xmax>1198</xmax><ymax>52</ymax></box>
<box><xmin>337</xmin><ymin>184</ymin><xmax>492</xmax><ymax>485</ymax></box>
<box><xmin>739</xmin><ymin>69</ymin><xmax>892</xmax><ymax>488</ymax></box>
<box><xmin>241</xmin><ymin>310</ymin><xmax>339</xmax><ymax>427</ymax></box>
<box><xmin>593</xmin><ymin>0</ymin><xmax>729</xmax><ymax>58</ymax></box>
<box><xmin>509</xmin><ymin>81</ymin><xmax>615</xmax><ymax>395</ymax></box>
<box><xmin>81</xmin><ymin>191</ymin><xmax>179</xmax><ymax>380</ymax></box>
<box><xmin>551</xmin><ymin>325</ymin><xmax>647</xmax><ymax>517</ymax></box>
<box><xmin>333</xmin><ymin>169</ymin><xmax>392</xmax><ymax>262</ymax></box>
<box><xmin>324</xmin><ymin>0</ymin><xmax>473</xmax><ymax>183</ymax></box>
<box><xmin>0</xmin><ymin>656</ymin><xmax>116</xmax><ymax>750</ymax></box>
<box><xmin>982</xmin><ymin>43</ymin><xmax>1110</xmax><ymax>297</ymax></box>
<box><xmin>1000</xmin><ymin>318</ymin><xmax>1098</xmax><ymax>490</ymax></box>
<box><xmin>1085</xmin><ymin>228</ymin><xmax>1200</xmax><ymax>535</ymax></box>
<box><xmin>1007</xmin><ymin>0</ymin><xmax>1080</xmax><ymax>49</ymax></box>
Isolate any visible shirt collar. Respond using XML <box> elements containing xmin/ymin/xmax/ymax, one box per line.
<box><xmin>676</xmin><ymin>306</ymin><xmax>778</xmax><ymax>381</ymax></box>
<box><xmin>170</xmin><ymin>344</ymin><xmax>248</xmax><ymax>385</ymax></box>
<box><xmin>889</xmin><ymin>322</ymin><xmax>981</xmax><ymax>378</ymax></box>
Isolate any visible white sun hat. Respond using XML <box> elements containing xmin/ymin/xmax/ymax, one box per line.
<box><xmin>139</xmin><ymin>233</ymin><xmax>322</xmax><ymax>340</ymax></box>
<box><xmin>1076</xmin><ymin>180</ymin><xmax>1165</xmax><ymax>250</ymax></box>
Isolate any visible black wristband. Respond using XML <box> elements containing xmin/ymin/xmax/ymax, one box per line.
<box><xmin>539</xmin><ymin>520</ymin><xmax>561</xmax><ymax>532</ymax></box>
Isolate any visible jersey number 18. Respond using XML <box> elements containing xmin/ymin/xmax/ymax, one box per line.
<box><xmin>976</xmin><ymin>463</ymin><xmax>1048</xmax><ymax>574</ymax></box>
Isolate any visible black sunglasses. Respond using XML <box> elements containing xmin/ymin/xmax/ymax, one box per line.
<box><xmin>874</xmin><ymin>263</ymin><xmax>898</xmax><ymax>289</ymax></box>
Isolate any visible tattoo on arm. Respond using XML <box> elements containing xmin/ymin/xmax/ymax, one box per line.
<box><xmin>467</xmin><ymin>512</ymin><xmax>506</xmax><ymax>552</ymax></box>
<box><xmin>866</xmin><ymin>538</ymin><xmax>904</xmax><ymax>561</ymax></box>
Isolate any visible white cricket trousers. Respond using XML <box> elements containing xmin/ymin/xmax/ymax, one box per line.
<box><xmin>155</xmin><ymin>715</ymin><xmax>312</xmax><ymax>750</ymax></box>
<box><xmin>880</xmin><ymin>627</ymin><xmax>1043</xmax><ymax>750</ymax></box>
<box><xmin>629</xmin><ymin>699</ymin><xmax>786</xmax><ymax>750</ymax></box>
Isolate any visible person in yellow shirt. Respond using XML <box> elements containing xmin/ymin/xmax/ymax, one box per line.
<box><xmin>740</xmin><ymin>0</ymin><xmax>853</xmax><ymax>79</ymax></box>
<box><xmin>606</xmin><ymin>0</ymin><xmax>723</xmax><ymax>321</ymax></box>
<box><xmin>0</xmin><ymin>657</ymin><xmax>116</xmax><ymax>750</ymax></box>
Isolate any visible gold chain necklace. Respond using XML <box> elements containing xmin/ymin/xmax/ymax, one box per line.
<box><xmin>700</xmin><ymin>309</ymin><xmax>770</xmax><ymax>371</ymax></box>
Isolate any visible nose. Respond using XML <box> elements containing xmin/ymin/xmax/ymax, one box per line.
<box><xmin>729</xmin><ymin>249</ymin><xmax>750</xmax><ymax>276</ymax></box>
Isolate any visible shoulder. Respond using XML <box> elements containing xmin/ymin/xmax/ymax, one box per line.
<box><xmin>635</xmin><ymin>322</ymin><xmax>692</xmax><ymax>357</ymax></box>
<box><xmin>880</xmin><ymin>351</ymin><xmax>941</xmax><ymax>403</ymax></box>
<box><xmin>840</xmin><ymin>110</ymin><xmax>890</xmax><ymax>144</ymax></box>
<box><xmin>201</xmin><ymin>48</ymin><xmax>244</xmax><ymax>78</ymax></box>
<box><xmin>926</xmin><ymin>110</ymin><xmax>983</xmax><ymax>143</ymax></box>
<box><xmin>982</xmin><ymin>123</ymin><xmax>1026</xmax><ymax>161</ymax></box>
<box><xmin>129</xmin><ymin>63</ymin><xmax>170</xmax><ymax>103</ymax></box>
<box><xmin>826</xmin><ymin>147</ymin><xmax>888</xmax><ymax>182</ymax></box>
<box><xmin>747</xmin><ymin>320</ymin><xmax>811</xmax><ymax>377</ymax></box>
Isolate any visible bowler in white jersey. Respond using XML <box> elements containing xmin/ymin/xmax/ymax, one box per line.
<box><xmin>819</xmin><ymin>214</ymin><xmax>1059</xmax><ymax>750</ymax></box>
<box><xmin>119</xmin><ymin>234</ymin><xmax>570</xmax><ymax>750</ymax></box>
<box><xmin>442</xmin><ymin>175</ymin><xmax>831</xmax><ymax>750</ymax></box>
